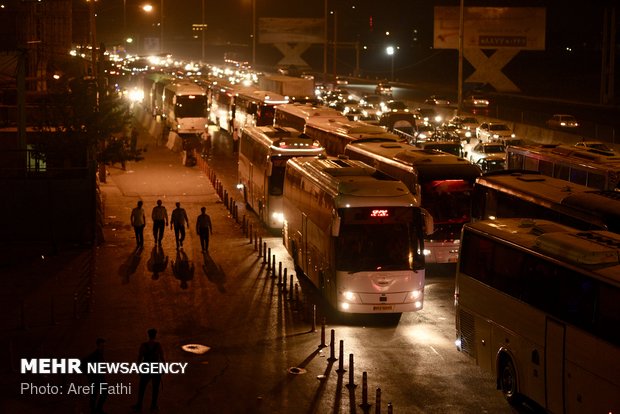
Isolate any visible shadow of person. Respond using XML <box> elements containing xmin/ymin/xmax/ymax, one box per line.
<box><xmin>172</xmin><ymin>250</ymin><xmax>194</xmax><ymax>289</ymax></box>
<box><xmin>147</xmin><ymin>245</ymin><xmax>169</xmax><ymax>280</ymax></box>
<box><xmin>202</xmin><ymin>253</ymin><xmax>227</xmax><ymax>293</ymax></box>
<box><xmin>119</xmin><ymin>248</ymin><xmax>142</xmax><ymax>284</ymax></box>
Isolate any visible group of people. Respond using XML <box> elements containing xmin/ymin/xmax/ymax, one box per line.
<box><xmin>83</xmin><ymin>329</ymin><xmax>166</xmax><ymax>413</ymax></box>
<box><xmin>130</xmin><ymin>200</ymin><xmax>213</xmax><ymax>252</ymax></box>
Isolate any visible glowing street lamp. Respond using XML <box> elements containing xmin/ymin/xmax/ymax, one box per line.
<box><xmin>386</xmin><ymin>46</ymin><xmax>395</xmax><ymax>81</ymax></box>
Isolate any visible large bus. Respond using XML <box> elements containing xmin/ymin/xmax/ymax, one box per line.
<box><xmin>161</xmin><ymin>80</ymin><xmax>208</xmax><ymax>135</ymax></box>
<box><xmin>455</xmin><ymin>218</ymin><xmax>620</xmax><ymax>413</ymax></box>
<box><xmin>304</xmin><ymin>118</ymin><xmax>402</xmax><ymax>156</ymax></box>
<box><xmin>473</xmin><ymin>170</ymin><xmax>620</xmax><ymax>233</ymax></box>
<box><xmin>238</xmin><ymin>126</ymin><xmax>324</xmax><ymax>228</ymax></box>
<box><xmin>233</xmin><ymin>87</ymin><xmax>288</xmax><ymax>130</ymax></box>
<box><xmin>209</xmin><ymin>82</ymin><xmax>236</xmax><ymax>132</ymax></box>
<box><xmin>148</xmin><ymin>74</ymin><xmax>175</xmax><ymax>117</ymax></box>
<box><xmin>344</xmin><ymin>141</ymin><xmax>481</xmax><ymax>263</ymax></box>
<box><xmin>282</xmin><ymin>156</ymin><xmax>431</xmax><ymax>313</ymax></box>
<box><xmin>273</xmin><ymin>103</ymin><xmax>348</xmax><ymax>132</ymax></box>
<box><xmin>506</xmin><ymin>144</ymin><xmax>620</xmax><ymax>191</ymax></box>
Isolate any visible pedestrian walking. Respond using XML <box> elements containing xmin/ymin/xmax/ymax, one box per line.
<box><xmin>131</xmin><ymin>200</ymin><xmax>146</xmax><ymax>248</ymax></box>
<box><xmin>151</xmin><ymin>200</ymin><xmax>168</xmax><ymax>245</ymax></box>
<box><xmin>170</xmin><ymin>202</ymin><xmax>189</xmax><ymax>250</ymax></box>
<box><xmin>81</xmin><ymin>338</ymin><xmax>108</xmax><ymax>414</ymax></box>
<box><xmin>195</xmin><ymin>207</ymin><xmax>213</xmax><ymax>252</ymax></box>
<box><xmin>132</xmin><ymin>329</ymin><xmax>165</xmax><ymax>413</ymax></box>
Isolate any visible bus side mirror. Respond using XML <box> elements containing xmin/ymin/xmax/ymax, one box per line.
<box><xmin>421</xmin><ymin>208</ymin><xmax>434</xmax><ymax>236</ymax></box>
<box><xmin>331</xmin><ymin>215</ymin><xmax>341</xmax><ymax>237</ymax></box>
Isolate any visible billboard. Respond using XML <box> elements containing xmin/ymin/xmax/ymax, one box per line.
<box><xmin>258</xmin><ymin>18</ymin><xmax>324</xmax><ymax>44</ymax></box>
<box><xmin>434</xmin><ymin>7</ymin><xmax>545</xmax><ymax>50</ymax></box>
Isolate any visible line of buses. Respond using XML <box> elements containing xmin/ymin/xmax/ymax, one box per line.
<box><xmin>144</xmin><ymin>72</ymin><xmax>620</xmax><ymax>412</ymax></box>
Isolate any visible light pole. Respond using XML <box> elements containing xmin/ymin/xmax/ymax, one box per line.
<box><xmin>386</xmin><ymin>46</ymin><xmax>395</xmax><ymax>81</ymax></box>
<box><xmin>160</xmin><ymin>0</ymin><xmax>164</xmax><ymax>53</ymax></box>
<box><xmin>252</xmin><ymin>0</ymin><xmax>256</xmax><ymax>66</ymax></box>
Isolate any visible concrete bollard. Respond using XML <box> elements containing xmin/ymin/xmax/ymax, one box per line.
<box><xmin>328</xmin><ymin>329</ymin><xmax>337</xmax><ymax>362</ymax></box>
<box><xmin>375</xmin><ymin>388</ymin><xmax>382</xmax><ymax>414</ymax></box>
<box><xmin>258</xmin><ymin>237</ymin><xmax>263</xmax><ymax>258</ymax></box>
<box><xmin>267</xmin><ymin>248</ymin><xmax>271</xmax><ymax>270</ymax></box>
<box><xmin>278</xmin><ymin>262</ymin><xmax>282</xmax><ymax>284</ymax></box>
<box><xmin>336</xmin><ymin>340</ymin><xmax>346</xmax><ymax>373</ymax></box>
<box><xmin>282</xmin><ymin>269</ymin><xmax>288</xmax><ymax>293</ymax></box>
<box><xmin>387</xmin><ymin>402</ymin><xmax>393</xmax><ymax>414</ymax></box>
<box><xmin>263</xmin><ymin>242</ymin><xmax>267</xmax><ymax>263</ymax></box>
<box><xmin>271</xmin><ymin>255</ymin><xmax>276</xmax><ymax>278</ymax></box>
<box><xmin>346</xmin><ymin>353</ymin><xmax>357</xmax><ymax>389</ymax></box>
<box><xmin>360</xmin><ymin>372</ymin><xmax>371</xmax><ymax>410</ymax></box>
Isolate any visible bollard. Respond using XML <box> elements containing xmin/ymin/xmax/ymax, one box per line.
<box><xmin>387</xmin><ymin>402</ymin><xmax>393</xmax><ymax>414</ymax></box>
<box><xmin>267</xmin><ymin>248</ymin><xmax>271</xmax><ymax>270</ymax></box>
<box><xmin>289</xmin><ymin>277</ymin><xmax>294</xmax><ymax>301</ymax></box>
<box><xmin>318</xmin><ymin>318</ymin><xmax>326</xmax><ymax>348</ymax></box>
<box><xmin>328</xmin><ymin>329</ymin><xmax>337</xmax><ymax>362</ymax></box>
<box><xmin>336</xmin><ymin>340</ymin><xmax>346</xmax><ymax>374</ymax></box>
<box><xmin>263</xmin><ymin>242</ymin><xmax>267</xmax><ymax>263</ymax></box>
<box><xmin>224</xmin><ymin>190</ymin><xmax>228</xmax><ymax>208</ymax></box>
<box><xmin>282</xmin><ymin>269</ymin><xmax>288</xmax><ymax>293</ymax></box>
<box><xmin>311</xmin><ymin>304</ymin><xmax>317</xmax><ymax>332</ymax></box>
<box><xmin>254</xmin><ymin>231</ymin><xmax>258</xmax><ymax>250</ymax></box>
<box><xmin>375</xmin><ymin>388</ymin><xmax>381</xmax><ymax>414</ymax></box>
<box><xmin>278</xmin><ymin>262</ymin><xmax>282</xmax><ymax>284</ymax></box>
<box><xmin>346</xmin><ymin>353</ymin><xmax>357</xmax><ymax>389</ymax></box>
<box><xmin>359</xmin><ymin>371</ymin><xmax>371</xmax><ymax>410</ymax></box>
<box><xmin>271</xmin><ymin>255</ymin><xmax>276</xmax><ymax>278</ymax></box>
<box><xmin>249</xmin><ymin>223</ymin><xmax>253</xmax><ymax>243</ymax></box>
<box><xmin>258</xmin><ymin>237</ymin><xmax>263</xmax><ymax>258</ymax></box>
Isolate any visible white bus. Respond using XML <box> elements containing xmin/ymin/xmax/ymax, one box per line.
<box><xmin>473</xmin><ymin>170</ymin><xmax>620</xmax><ymax>233</ymax></box>
<box><xmin>209</xmin><ymin>82</ymin><xmax>236</xmax><ymax>132</ymax></box>
<box><xmin>233</xmin><ymin>87</ymin><xmax>288</xmax><ymax>130</ymax></box>
<box><xmin>273</xmin><ymin>103</ymin><xmax>348</xmax><ymax>133</ymax></box>
<box><xmin>238</xmin><ymin>126</ymin><xmax>324</xmax><ymax>228</ymax></box>
<box><xmin>161</xmin><ymin>80</ymin><xmax>208</xmax><ymax>135</ymax></box>
<box><xmin>304</xmin><ymin>118</ymin><xmax>402</xmax><ymax>156</ymax></box>
<box><xmin>282</xmin><ymin>156</ymin><xmax>430</xmax><ymax>313</ymax></box>
<box><xmin>456</xmin><ymin>218</ymin><xmax>620</xmax><ymax>412</ymax></box>
<box><xmin>344</xmin><ymin>141</ymin><xmax>481</xmax><ymax>263</ymax></box>
<box><xmin>506</xmin><ymin>144</ymin><xmax>620</xmax><ymax>191</ymax></box>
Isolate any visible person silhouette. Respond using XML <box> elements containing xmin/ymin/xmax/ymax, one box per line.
<box><xmin>170</xmin><ymin>202</ymin><xmax>189</xmax><ymax>250</ymax></box>
<box><xmin>130</xmin><ymin>201</ymin><xmax>146</xmax><ymax>248</ymax></box>
<box><xmin>132</xmin><ymin>329</ymin><xmax>165</xmax><ymax>412</ymax></box>
<box><xmin>195</xmin><ymin>207</ymin><xmax>213</xmax><ymax>252</ymax></box>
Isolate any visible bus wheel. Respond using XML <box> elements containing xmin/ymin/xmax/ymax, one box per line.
<box><xmin>499</xmin><ymin>358</ymin><xmax>521</xmax><ymax>405</ymax></box>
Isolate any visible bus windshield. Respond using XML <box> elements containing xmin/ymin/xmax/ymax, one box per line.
<box><xmin>422</xmin><ymin>179</ymin><xmax>472</xmax><ymax>238</ymax></box>
<box><xmin>335</xmin><ymin>207</ymin><xmax>424</xmax><ymax>271</ymax></box>
<box><xmin>175</xmin><ymin>95</ymin><xmax>207</xmax><ymax>117</ymax></box>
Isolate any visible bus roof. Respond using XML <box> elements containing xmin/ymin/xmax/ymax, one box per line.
<box><xmin>511</xmin><ymin>144</ymin><xmax>620</xmax><ymax>165</ymax></box>
<box><xmin>345</xmin><ymin>141</ymin><xmax>481</xmax><ymax>180</ymax></box>
<box><xmin>164</xmin><ymin>80</ymin><xmax>206</xmax><ymax>95</ymax></box>
<box><xmin>465</xmin><ymin>218</ymin><xmax>620</xmax><ymax>280</ymax></box>
<box><xmin>276</xmin><ymin>103</ymin><xmax>345</xmax><ymax>121</ymax></box>
<box><xmin>235</xmin><ymin>86</ymin><xmax>288</xmax><ymax>104</ymax></box>
<box><xmin>244</xmin><ymin>126</ymin><xmax>324</xmax><ymax>154</ymax></box>
<box><xmin>287</xmin><ymin>156</ymin><xmax>416</xmax><ymax>207</ymax></box>
<box><xmin>308</xmin><ymin>119</ymin><xmax>395</xmax><ymax>138</ymax></box>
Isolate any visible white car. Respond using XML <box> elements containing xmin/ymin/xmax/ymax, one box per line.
<box><xmin>425</xmin><ymin>95</ymin><xmax>451</xmax><ymax>106</ymax></box>
<box><xmin>476</xmin><ymin>122</ymin><xmax>515</xmax><ymax>141</ymax></box>
<box><xmin>467</xmin><ymin>142</ymin><xmax>507</xmax><ymax>164</ymax></box>
<box><xmin>546</xmin><ymin>114</ymin><xmax>579</xmax><ymax>128</ymax></box>
<box><xmin>463</xmin><ymin>95</ymin><xmax>490</xmax><ymax>108</ymax></box>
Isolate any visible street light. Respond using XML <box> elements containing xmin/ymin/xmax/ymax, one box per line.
<box><xmin>386</xmin><ymin>46</ymin><xmax>395</xmax><ymax>81</ymax></box>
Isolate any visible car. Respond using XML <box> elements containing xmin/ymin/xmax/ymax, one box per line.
<box><xmin>380</xmin><ymin>100</ymin><xmax>409</xmax><ymax>112</ymax></box>
<box><xmin>375</xmin><ymin>82</ymin><xmax>393</xmax><ymax>96</ymax></box>
<box><xmin>335</xmin><ymin>76</ymin><xmax>348</xmax><ymax>85</ymax></box>
<box><xmin>475</xmin><ymin>155</ymin><xmax>506</xmax><ymax>173</ymax></box>
<box><xmin>463</xmin><ymin>95</ymin><xmax>490</xmax><ymax>108</ymax></box>
<box><xmin>360</xmin><ymin>94</ymin><xmax>385</xmax><ymax>108</ymax></box>
<box><xmin>546</xmin><ymin>114</ymin><xmax>579</xmax><ymax>129</ymax></box>
<box><xmin>448</xmin><ymin>116</ymin><xmax>479</xmax><ymax>141</ymax></box>
<box><xmin>411</xmin><ymin>124</ymin><xmax>437</xmax><ymax>143</ymax></box>
<box><xmin>476</xmin><ymin>122</ymin><xmax>515</xmax><ymax>141</ymax></box>
<box><xmin>425</xmin><ymin>95</ymin><xmax>451</xmax><ymax>106</ymax></box>
<box><xmin>466</xmin><ymin>142</ymin><xmax>507</xmax><ymax>164</ymax></box>
<box><xmin>574</xmin><ymin>141</ymin><xmax>615</xmax><ymax>156</ymax></box>
<box><xmin>415</xmin><ymin>108</ymin><xmax>443</xmax><ymax>125</ymax></box>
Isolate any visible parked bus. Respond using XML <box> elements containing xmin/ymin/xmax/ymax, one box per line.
<box><xmin>209</xmin><ymin>82</ymin><xmax>236</xmax><ymax>132</ymax></box>
<box><xmin>456</xmin><ymin>218</ymin><xmax>620</xmax><ymax>412</ymax></box>
<box><xmin>283</xmin><ymin>156</ymin><xmax>431</xmax><ymax>313</ymax></box>
<box><xmin>238</xmin><ymin>126</ymin><xmax>324</xmax><ymax>228</ymax></box>
<box><xmin>304</xmin><ymin>118</ymin><xmax>401</xmax><ymax>156</ymax></box>
<box><xmin>344</xmin><ymin>141</ymin><xmax>481</xmax><ymax>263</ymax></box>
<box><xmin>233</xmin><ymin>87</ymin><xmax>288</xmax><ymax>129</ymax></box>
<box><xmin>148</xmin><ymin>74</ymin><xmax>175</xmax><ymax>117</ymax></box>
<box><xmin>506</xmin><ymin>144</ymin><xmax>620</xmax><ymax>191</ymax></box>
<box><xmin>473</xmin><ymin>170</ymin><xmax>620</xmax><ymax>233</ymax></box>
<box><xmin>161</xmin><ymin>80</ymin><xmax>208</xmax><ymax>135</ymax></box>
<box><xmin>273</xmin><ymin>103</ymin><xmax>347</xmax><ymax>132</ymax></box>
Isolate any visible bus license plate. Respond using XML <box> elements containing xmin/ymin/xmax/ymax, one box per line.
<box><xmin>373</xmin><ymin>305</ymin><xmax>394</xmax><ymax>311</ymax></box>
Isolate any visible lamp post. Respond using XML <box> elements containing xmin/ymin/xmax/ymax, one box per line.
<box><xmin>160</xmin><ymin>0</ymin><xmax>164</xmax><ymax>53</ymax></box>
<box><xmin>252</xmin><ymin>0</ymin><xmax>256</xmax><ymax>66</ymax></box>
<box><xmin>386</xmin><ymin>46</ymin><xmax>395</xmax><ymax>81</ymax></box>
<box><xmin>457</xmin><ymin>0</ymin><xmax>465</xmax><ymax>114</ymax></box>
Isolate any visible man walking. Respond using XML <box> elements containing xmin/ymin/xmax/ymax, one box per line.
<box><xmin>170</xmin><ymin>202</ymin><xmax>189</xmax><ymax>250</ymax></box>
<box><xmin>132</xmin><ymin>329</ymin><xmax>165</xmax><ymax>413</ymax></box>
<box><xmin>151</xmin><ymin>200</ymin><xmax>168</xmax><ymax>245</ymax></box>
<box><xmin>82</xmin><ymin>338</ymin><xmax>108</xmax><ymax>414</ymax></box>
<box><xmin>131</xmin><ymin>200</ymin><xmax>146</xmax><ymax>248</ymax></box>
<box><xmin>195</xmin><ymin>207</ymin><xmax>213</xmax><ymax>252</ymax></box>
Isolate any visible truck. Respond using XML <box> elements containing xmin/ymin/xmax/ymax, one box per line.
<box><xmin>258</xmin><ymin>75</ymin><xmax>315</xmax><ymax>102</ymax></box>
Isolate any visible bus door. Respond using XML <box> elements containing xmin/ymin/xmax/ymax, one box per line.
<box><xmin>545</xmin><ymin>317</ymin><xmax>566</xmax><ymax>413</ymax></box>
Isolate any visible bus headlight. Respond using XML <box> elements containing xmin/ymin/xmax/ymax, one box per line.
<box><xmin>423</xmin><ymin>249</ymin><xmax>431</xmax><ymax>256</ymax></box>
<box><xmin>236</xmin><ymin>183</ymin><xmax>244</xmax><ymax>190</ymax></box>
<box><xmin>414</xmin><ymin>301</ymin><xmax>423</xmax><ymax>309</ymax></box>
<box><xmin>343</xmin><ymin>291</ymin><xmax>356</xmax><ymax>301</ymax></box>
<box><xmin>272</xmin><ymin>212</ymin><xmax>285</xmax><ymax>223</ymax></box>
<box><xmin>340</xmin><ymin>302</ymin><xmax>351</xmax><ymax>311</ymax></box>
<box><xmin>410</xmin><ymin>290</ymin><xmax>422</xmax><ymax>300</ymax></box>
